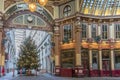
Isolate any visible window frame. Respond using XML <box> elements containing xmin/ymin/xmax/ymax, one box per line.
<box><xmin>91</xmin><ymin>24</ymin><xmax>97</xmax><ymax>38</ymax></box>
<box><xmin>81</xmin><ymin>23</ymin><xmax>88</xmax><ymax>39</ymax></box>
<box><xmin>92</xmin><ymin>50</ymin><xmax>99</xmax><ymax>70</ymax></box>
<box><xmin>63</xmin><ymin>5</ymin><xmax>71</xmax><ymax>17</ymax></box>
<box><xmin>101</xmin><ymin>24</ymin><xmax>108</xmax><ymax>40</ymax></box>
<box><xmin>114</xmin><ymin>23</ymin><xmax>120</xmax><ymax>39</ymax></box>
<box><xmin>63</xmin><ymin>24</ymin><xmax>72</xmax><ymax>41</ymax></box>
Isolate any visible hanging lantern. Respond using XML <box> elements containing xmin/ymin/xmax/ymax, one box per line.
<box><xmin>38</xmin><ymin>0</ymin><xmax>48</xmax><ymax>6</ymax></box>
<box><xmin>24</xmin><ymin>0</ymin><xmax>29</xmax><ymax>3</ymax></box>
<box><xmin>29</xmin><ymin>3</ymin><xmax>37</xmax><ymax>12</ymax></box>
<box><xmin>24</xmin><ymin>0</ymin><xmax>48</xmax><ymax>12</ymax></box>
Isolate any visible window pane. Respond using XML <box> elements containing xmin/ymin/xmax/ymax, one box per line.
<box><xmin>82</xmin><ymin>23</ymin><xmax>87</xmax><ymax>38</ymax></box>
<box><xmin>102</xmin><ymin>25</ymin><xmax>108</xmax><ymax>39</ymax></box>
<box><xmin>91</xmin><ymin>24</ymin><xmax>97</xmax><ymax>38</ymax></box>
<box><xmin>115</xmin><ymin>24</ymin><xmax>120</xmax><ymax>39</ymax></box>
<box><xmin>63</xmin><ymin>5</ymin><xmax>71</xmax><ymax>17</ymax></box>
<box><xmin>114</xmin><ymin>50</ymin><xmax>120</xmax><ymax>69</ymax></box>
<box><xmin>63</xmin><ymin>25</ymin><xmax>72</xmax><ymax>41</ymax></box>
<box><xmin>92</xmin><ymin>50</ymin><xmax>98</xmax><ymax>70</ymax></box>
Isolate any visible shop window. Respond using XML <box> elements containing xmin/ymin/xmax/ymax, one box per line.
<box><xmin>81</xmin><ymin>23</ymin><xmax>87</xmax><ymax>38</ymax></box>
<box><xmin>101</xmin><ymin>24</ymin><xmax>108</xmax><ymax>39</ymax></box>
<box><xmin>92</xmin><ymin>50</ymin><xmax>98</xmax><ymax>69</ymax></box>
<box><xmin>114</xmin><ymin>50</ymin><xmax>120</xmax><ymax>69</ymax></box>
<box><xmin>63</xmin><ymin>5</ymin><xmax>71</xmax><ymax>17</ymax></box>
<box><xmin>102</xmin><ymin>50</ymin><xmax>110</xmax><ymax>70</ymax></box>
<box><xmin>63</xmin><ymin>25</ymin><xmax>72</xmax><ymax>43</ymax></box>
<box><xmin>61</xmin><ymin>50</ymin><xmax>74</xmax><ymax>68</ymax></box>
<box><xmin>115</xmin><ymin>24</ymin><xmax>120</xmax><ymax>39</ymax></box>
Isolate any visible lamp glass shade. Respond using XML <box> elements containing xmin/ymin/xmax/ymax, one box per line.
<box><xmin>38</xmin><ymin>0</ymin><xmax>48</xmax><ymax>6</ymax></box>
<box><xmin>29</xmin><ymin>3</ymin><xmax>37</xmax><ymax>12</ymax></box>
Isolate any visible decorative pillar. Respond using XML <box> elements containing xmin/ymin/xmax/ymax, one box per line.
<box><xmin>110</xmin><ymin>40</ymin><xmax>115</xmax><ymax>76</ymax></box>
<box><xmin>97</xmin><ymin>23</ymin><xmax>101</xmax><ymax>36</ymax></box>
<box><xmin>74</xmin><ymin>16</ymin><xmax>83</xmax><ymax>77</ymax></box>
<box><xmin>89</xmin><ymin>49</ymin><xmax>92</xmax><ymax>76</ymax></box>
<box><xmin>98</xmin><ymin>46</ymin><xmax>102</xmax><ymax>76</ymax></box>
<box><xmin>88</xmin><ymin>24</ymin><xmax>91</xmax><ymax>38</ymax></box>
<box><xmin>110</xmin><ymin>49</ymin><xmax>114</xmax><ymax>76</ymax></box>
<box><xmin>54</xmin><ymin>22</ymin><xmax>60</xmax><ymax>76</ymax></box>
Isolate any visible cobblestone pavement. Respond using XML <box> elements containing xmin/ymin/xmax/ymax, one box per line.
<box><xmin>10</xmin><ymin>74</ymin><xmax>120</xmax><ymax>80</ymax></box>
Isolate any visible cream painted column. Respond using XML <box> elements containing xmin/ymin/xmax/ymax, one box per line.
<box><xmin>75</xmin><ymin>17</ymin><xmax>82</xmax><ymax>66</ymax></box>
<box><xmin>97</xmin><ymin>24</ymin><xmax>101</xmax><ymax>35</ymax></box>
<box><xmin>99</xmin><ymin>49</ymin><xmax>102</xmax><ymax>74</ymax></box>
<box><xmin>97</xmin><ymin>22</ymin><xmax>101</xmax><ymax>65</ymax></box>
<box><xmin>53</xmin><ymin>6</ymin><xmax>59</xmax><ymax>19</ymax></box>
<box><xmin>89</xmin><ymin>50</ymin><xmax>92</xmax><ymax>69</ymax></box>
<box><xmin>88</xmin><ymin>24</ymin><xmax>91</xmax><ymax>38</ymax></box>
<box><xmin>54</xmin><ymin>22</ymin><xmax>60</xmax><ymax>76</ymax></box>
<box><xmin>75</xmin><ymin>0</ymin><xmax>80</xmax><ymax>12</ymax></box>
<box><xmin>110</xmin><ymin>49</ymin><xmax>115</xmax><ymax>76</ymax></box>
<box><xmin>54</xmin><ymin>26</ymin><xmax>60</xmax><ymax>67</ymax></box>
<box><xmin>111</xmin><ymin>49</ymin><xmax>114</xmax><ymax>70</ymax></box>
<box><xmin>109</xmin><ymin>23</ymin><xmax>114</xmax><ymax>39</ymax></box>
<box><xmin>0</xmin><ymin>0</ymin><xmax>4</xmax><ymax>12</ymax></box>
<box><xmin>111</xmin><ymin>23</ymin><xmax>115</xmax><ymax>39</ymax></box>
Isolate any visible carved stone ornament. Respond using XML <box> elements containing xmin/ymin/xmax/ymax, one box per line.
<box><xmin>54</xmin><ymin>27</ymin><xmax>59</xmax><ymax>31</ymax></box>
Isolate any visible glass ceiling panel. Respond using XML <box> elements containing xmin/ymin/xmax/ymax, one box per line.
<box><xmin>80</xmin><ymin>0</ymin><xmax>120</xmax><ymax>16</ymax></box>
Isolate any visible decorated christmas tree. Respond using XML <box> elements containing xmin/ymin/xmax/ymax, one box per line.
<box><xmin>17</xmin><ymin>36</ymin><xmax>40</xmax><ymax>73</ymax></box>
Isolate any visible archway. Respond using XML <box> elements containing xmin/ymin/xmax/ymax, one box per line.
<box><xmin>0</xmin><ymin>2</ymin><xmax>55</xmax><ymax>76</ymax></box>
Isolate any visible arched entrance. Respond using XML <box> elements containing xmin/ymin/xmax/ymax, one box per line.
<box><xmin>0</xmin><ymin>2</ymin><xmax>55</xmax><ymax>76</ymax></box>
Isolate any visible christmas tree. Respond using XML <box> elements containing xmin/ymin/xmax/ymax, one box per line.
<box><xmin>17</xmin><ymin>36</ymin><xmax>40</xmax><ymax>73</ymax></box>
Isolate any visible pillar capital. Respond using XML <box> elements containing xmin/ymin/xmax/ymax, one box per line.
<box><xmin>75</xmin><ymin>16</ymin><xmax>81</xmax><ymax>27</ymax></box>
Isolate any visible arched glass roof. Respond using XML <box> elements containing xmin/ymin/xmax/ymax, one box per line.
<box><xmin>81</xmin><ymin>0</ymin><xmax>120</xmax><ymax>16</ymax></box>
<box><xmin>5</xmin><ymin>3</ymin><xmax>53</xmax><ymax>22</ymax></box>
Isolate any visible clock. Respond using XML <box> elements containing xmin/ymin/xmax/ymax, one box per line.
<box><xmin>27</xmin><ymin>15</ymin><xmax>33</xmax><ymax>23</ymax></box>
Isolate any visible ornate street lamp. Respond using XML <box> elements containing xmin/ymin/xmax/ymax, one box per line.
<box><xmin>24</xmin><ymin>0</ymin><xmax>48</xmax><ymax>12</ymax></box>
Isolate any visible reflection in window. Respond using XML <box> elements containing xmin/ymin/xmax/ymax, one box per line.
<box><xmin>91</xmin><ymin>24</ymin><xmax>97</xmax><ymax>38</ymax></box>
<box><xmin>81</xmin><ymin>23</ymin><xmax>87</xmax><ymax>38</ymax></box>
<box><xmin>101</xmin><ymin>24</ymin><xmax>108</xmax><ymax>39</ymax></box>
<box><xmin>115</xmin><ymin>50</ymin><xmax>120</xmax><ymax>69</ymax></box>
<box><xmin>63</xmin><ymin>5</ymin><xmax>71</xmax><ymax>17</ymax></box>
<box><xmin>63</xmin><ymin>25</ymin><xmax>72</xmax><ymax>41</ymax></box>
<box><xmin>92</xmin><ymin>51</ymin><xmax>98</xmax><ymax>70</ymax></box>
<box><xmin>115</xmin><ymin>24</ymin><xmax>120</xmax><ymax>39</ymax></box>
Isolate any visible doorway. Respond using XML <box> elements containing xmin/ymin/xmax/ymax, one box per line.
<box><xmin>102</xmin><ymin>50</ymin><xmax>111</xmax><ymax>76</ymax></box>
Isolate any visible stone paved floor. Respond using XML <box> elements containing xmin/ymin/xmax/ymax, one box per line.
<box><xmin>10</xmin><ymin>74</ymin><xmax>120</xmax><ymax>80</ymax></box>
